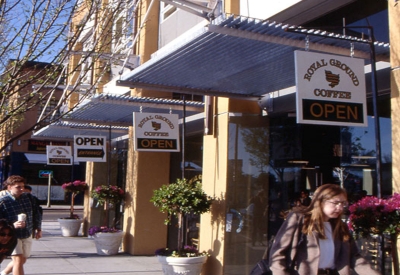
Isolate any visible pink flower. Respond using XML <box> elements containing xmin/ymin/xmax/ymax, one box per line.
<box><xmin>62</xmin><ymin>180</ymin><xmax>88</xmax><ymax>193</ymax></box>
<box><xmin>349</xmin><ymin>194</ymin><xmax>400</xmax><ymax>236</ymax></box>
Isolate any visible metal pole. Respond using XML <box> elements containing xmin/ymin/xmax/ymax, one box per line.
<box><xmin>368</xmin><ymin>27</ymin><xmax>385</xmax><ymax>275</ymax></box>
<box><xmin>368</xmin><ymin>27</ymin><xmax>383</xmax><ymax>199</ymax></box>
<box><xmin>182</xmin><ymin>95</ymin><xmax>186</xmax><ymax>180</ymax></box>
<box><xmin>47</xmin><ymin>173</ymin><xmax>52</xmax><ymax>208</ymax></box>
<box><xmin>108</xmin><ymin>125</ymin><xmax>111</xmax><ymax>186</ymax></box>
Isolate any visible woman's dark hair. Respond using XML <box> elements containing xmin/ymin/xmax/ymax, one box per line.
<box><xmin>0</xmin><ymin>219</ymin><xmax>17</xmax><ymax>263</ymax></box>
<box><xmin>0</xmin><ymin>219</ymin><xmax>16</xmax><ymax>237</ymax></box>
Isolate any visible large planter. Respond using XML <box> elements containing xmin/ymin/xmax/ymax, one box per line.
<box><xmin>157</xmin><ymin>255</ymin><xmax>207</xmax><ymax>275</ymax></box>
<box><xmin>93</xmin><ymin>231</ymin><xmax>124</xmax><ymax>255</ymax></box>
<box><xmin>58</xmin><ymin>218</ymin><xmax>82</xmax><ymax>237</ymax></box>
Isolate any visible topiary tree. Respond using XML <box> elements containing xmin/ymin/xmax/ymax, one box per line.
<box><xmin>150</xmin><ymin>175</ymin><xmax>213</xmax><ymax>255</ymax></box>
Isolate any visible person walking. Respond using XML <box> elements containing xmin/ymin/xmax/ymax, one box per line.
<box><xmin>0</xmin><ymin>219</ymin><xmax>17</xmax><ymax>265</ymax></box>
<box><xmin>0</xmin><ymin>176</ymin><xmax>42</xmax><ymax>275</ymax></box>
<box><xmin>269</xmin><ymin>184</ymin><xmax>380</xmax><ymax>275</ymax></box>
<box><xmin>23</xmin><ymin>185</ymin><xmax>43</xmax><ymax>238</ymax></box>
<box><xmin>299</xmin><ymin>189</ymin><xmax>311</xmax><ymax>207</ymax></box>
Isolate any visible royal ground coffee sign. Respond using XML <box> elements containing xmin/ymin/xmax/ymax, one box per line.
<box><xmin>295</xmin><ymin>50</ymin><xmax>367</xmax><ymax>127</ymax></box>
<box><xmin>46</xmin><ymin>145</ymin><xmax>73</xmax><ymax>165</ymax></box>
<box><xmin>133</xmin><ymin>112</ymin><xmax>180</xmax><ymax>152</ymax></box>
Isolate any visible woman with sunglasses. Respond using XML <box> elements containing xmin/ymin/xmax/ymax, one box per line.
<box><xmin>0</xmin><ymin>219</ymin><xmax>17</xmax><ymax>265</ymax></box>
<box><xmin>268</xmin><ymin>184</ymin><xmax>380</xmax><ymax>275</ymax></box>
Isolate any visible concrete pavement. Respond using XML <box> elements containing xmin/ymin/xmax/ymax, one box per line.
<box><xmin>1</xmin><ymin>207</ymin><xmax>164</xmax><ymax>275</ymax></box>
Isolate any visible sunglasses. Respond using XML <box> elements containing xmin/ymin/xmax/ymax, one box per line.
<box><xmin>0</xmin><ymin>233</ymin><xmax>12</xmax><ymax>237</ymax></box>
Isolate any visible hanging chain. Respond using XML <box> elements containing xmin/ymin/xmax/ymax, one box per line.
<box><xmin>350</xmin><ymin>42</ymin><xmax>354</xmax><ymax>58</ymax></box>
<box><xmin>305</xmin><ymin>35</ymin><xmax>309</xmax><ymax>51</ymax></box>
<box><xmin>140</xmin><ymin>105</ymin><xmax>143</xmax><ymax>113</ymax></box>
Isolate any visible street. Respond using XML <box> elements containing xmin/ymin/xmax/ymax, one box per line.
<box><xmin>41</xmin><ymin>206</ymin><xmax>83</xmax><ymax>221</ymax></box>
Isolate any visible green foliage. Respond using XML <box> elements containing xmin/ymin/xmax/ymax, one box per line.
<box><xmin>91</xmin><ymin>185</ymin><xmax>125</xmax><ymax>206</ymax></box>
<box><xmin>150</xmin><ymin>176</ymin><xmax>213</xmax><ymax>225</ymax></box>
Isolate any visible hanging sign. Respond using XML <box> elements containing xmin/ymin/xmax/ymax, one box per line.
<box><xmin>74</xmin><ymin>135</ymin><xmax>107</xmax><ymax>162</ymax></box>
<box><xmin>133</xmin><ymin>112</ymin><xmax>180</xmax><ymax>152</ymax></box>
<box><xmin>295</xmin><ymin>50</ymin><xmax>367</xmax><ymax>127</ymax></box>
<box><xmin>46</xmin><ymin>146</ymin><xmax>73</xmax><ymax>165</ymax></box>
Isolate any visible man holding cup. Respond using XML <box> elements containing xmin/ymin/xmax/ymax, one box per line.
<box><xmin>0</xmin><ymin>175</ymin><xmax>42</xmax><ymax>275</ymax></box>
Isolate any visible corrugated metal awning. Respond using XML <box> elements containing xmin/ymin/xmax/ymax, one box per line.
<box><xmin>32</xmin><ymin>94</ymin><xmax>204</xmax><ymax>140</ymax></box>
<box><xmin>117</xmin><ymin>14</ymin><xmax>390</xmax><ymax>99</ymax></box>
<box><xmin>62</xmin><ymin>93</ymin><xmax>204</xmax><ymax>126</ymax></box>
<box><xmin>33</xmin><ymin>122</ymin><xmax>129</xmax><ymax>140</ymax></box>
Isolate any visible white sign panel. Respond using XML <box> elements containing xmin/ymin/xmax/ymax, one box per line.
<box><xmin>46</xmin><ymin>146</ymin><xmax>73</xmax><ymax>165</ymax></box>
<box><xmin>133</xmin><ymin>112</ymin><xmax>180</xmax><ymax>152</ymax></box>
<box><xmin>74</xmin><ymin>135</ymin><xmax>107</xmax><ymax>162</ymax></box>
<box><xmin>295</xmin><ymin>50</ymin><xmax>367</xmax><ymax>127</ymax></box>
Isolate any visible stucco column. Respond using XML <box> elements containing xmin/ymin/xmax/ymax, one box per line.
<box><xmin>200</xmin><ymin>97</ymin><xmax>230</xmax><ymax>275</ymax></box>
<box><xmin>121</xmin><ymin>0</ymin><xmax>171</xmax><ymax>255</ymax></box>
<box><xmin>390</xmin><ymin>0</ymin><xmax>400</xmax><ymax>193</ymax></box>
<box><xmin>200</xmin><ymin>97</ymin><xmax>260</xmax><ymax>274</ymax></box>
<box><xmin>389</xmin><ymin>0</ymin><xmax>400</xmax><ymax>268</ymax></box>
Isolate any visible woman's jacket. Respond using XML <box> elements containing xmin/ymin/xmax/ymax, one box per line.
<box><xmin>268</xmin><ymin>212</ymin><xmax>380</xmax><ymax>275</ymax></box>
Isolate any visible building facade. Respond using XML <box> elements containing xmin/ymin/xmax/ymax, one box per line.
<box><xmin>0</xmin><ymin>60</ymin><xmax>85</xmax><ymax>202</ymax></box>
<box><xmin>34</xmin><ymin>0</ymin><xmax>397</xmax><ymax>274</ymax></box>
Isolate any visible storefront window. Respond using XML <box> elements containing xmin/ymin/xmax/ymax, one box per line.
<box><xmin>337</xmin><ymin>115</ymin><xmax>392</xmax><ymax>200</ymax></box>
<box><xmin>224</xmin><ymin>104</ymin><xmax>391</xmax><ymax>274</ymax></box>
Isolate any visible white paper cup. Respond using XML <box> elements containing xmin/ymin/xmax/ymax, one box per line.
<box><xmin>17</xmin><ymin>213</ymin><xmax>26</xmax><ymax>221</ymax></box>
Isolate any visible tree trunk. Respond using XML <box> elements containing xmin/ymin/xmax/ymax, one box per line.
<box><xmin>391</xmin><ymin>234</ymin><xmax>399</xmax><ymax>275</ymax></box>
<box><xmin>177</xmin><ymin>213</ymin><xmax>183</xmax><ymax>253</ymax></box>
<box><xmin>104</xmin><ymin>199</ymin><xmax>110</xmax><ymax>227</ymax></box>
<box><xmin>70</xmin><ymin>193</ymin><xmax>76</xmax><ymax>219</ymax></box>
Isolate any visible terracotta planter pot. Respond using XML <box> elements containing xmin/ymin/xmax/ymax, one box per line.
<box><xmin>58</xmin><ymin>218</ymin><xmax>82</xmax><ymax>237</ymax></box>
<box><xmin>157</xmin><ymin>255</ymin><xmax>207</xmax><ymax>275</ymax></box>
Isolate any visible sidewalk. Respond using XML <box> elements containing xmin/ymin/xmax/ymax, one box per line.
<box><xmin>1</xmin><ymin>209</ymin><xmax>163</xmax><ymax>275</ymax></box>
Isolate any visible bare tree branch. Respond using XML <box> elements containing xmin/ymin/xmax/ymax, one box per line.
<box><xmin>0</xmin><ymin>0</ymin><xmax>135</xmax><ymax>152</ymax></box>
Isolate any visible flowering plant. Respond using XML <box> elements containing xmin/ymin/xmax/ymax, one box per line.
<box><xmin>349</xmin><ymin>193</ymin><xmax>400</xmax><ymax>237</ymax></box>
<box><xmin>61</xmin><ymin>180</ymin><xmax>88</xmax><ymax>219</ymax></box>
<box><xmin>62</xmin><ymin>180</ymin><xmax>88</xmax><ymax>194</ymax></box>
<box><xmin>88</xmin><ymin>225</ymin><xmax>121</xmax><ymax>236</ymax></box>
<box><xmin>91</xmin><ymin>185</ymin><xmax>125</xmax><ymax>206</ymax></box>
<box><xmin>155</xmin><ymin>246</ymin><xmax>209</xmax><ymax>258</ymax></box>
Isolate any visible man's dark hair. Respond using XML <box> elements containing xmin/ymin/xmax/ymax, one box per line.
<box><xmin>24</xmin><ymin>185</ymin><xmax>32</xmax><ymax>191</ymax></box>
<box><xmin>3</xmin><ymin>175</ymin><xmax>25</xmax><ymax>189</ymax></box>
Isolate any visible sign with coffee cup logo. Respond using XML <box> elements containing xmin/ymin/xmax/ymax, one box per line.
<box><xmin>133</xmin><ymin>112</ymin><xmax>180</xmax><ymax>152</ymax></box>
<box><xmin>295</xmin><ymin>50</ymin><xmax>367</xmax><ymax>127</ymax></box>
<box><xmin>46</xmin><ymin>145</ymin><xmax>73</xmax><ymax>165</ymax></box>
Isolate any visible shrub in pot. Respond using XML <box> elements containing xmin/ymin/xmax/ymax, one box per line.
<box><xmin>150</xmin><ymin>176</ymin><xmax>213</xmax><ymax>275</ymax></box>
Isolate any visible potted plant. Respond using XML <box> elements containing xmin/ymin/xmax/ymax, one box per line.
<box><xmin>150</xmin><ymin>176</ymin><xmax>213</xmax><ymax>275</ymax></box>
<box><xmin>89</xmin><ymin>184</ymin><xmax>125</xmax><ymax>255</ymax></box>
<box><xmin>349</xmin><ymin>193</ymin><xmax>400</xmax><ymax>275</ymax></box>
<box><xmin>58</xmin><ymin>180</ymin><xmax>88</xmax><ymax>237</ymax></box>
